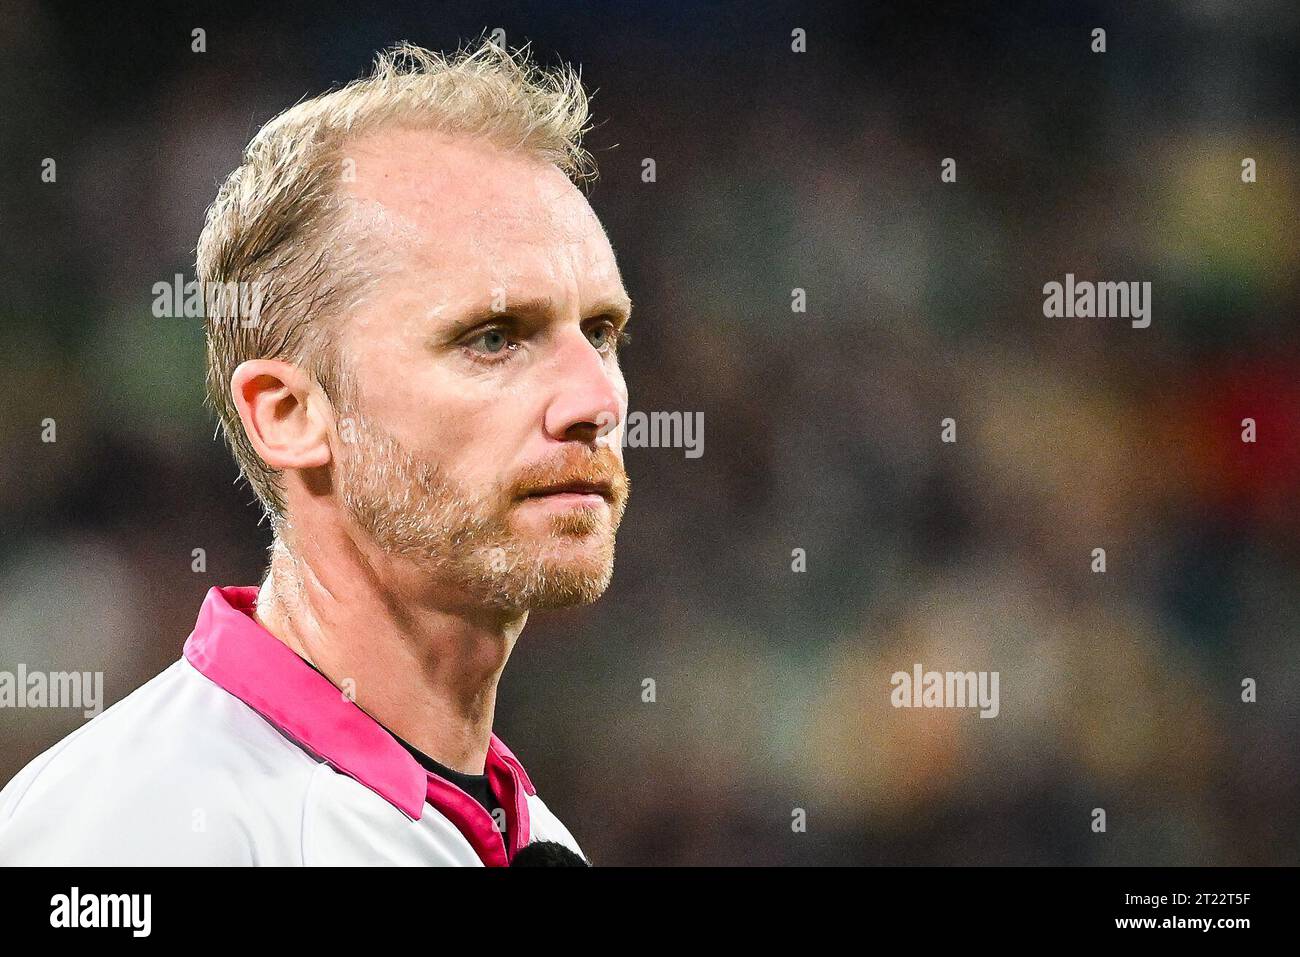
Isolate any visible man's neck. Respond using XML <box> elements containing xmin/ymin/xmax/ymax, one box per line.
<box><xmin>253</xmin><ymin>531</ymin><xmax>527</xmax><ymax>776</ymax></box>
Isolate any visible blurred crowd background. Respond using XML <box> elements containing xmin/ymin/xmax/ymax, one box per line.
<box><xmin>1</xmin><ymin>0</ymin><xmax>1297</xmax><ymax>865</ymax></box>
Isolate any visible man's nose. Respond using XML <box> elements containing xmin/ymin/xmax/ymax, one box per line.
<box><xmin>543</xmin><ymin>331</ymin><xmax>623</xmax><ymax>443</ymax></box>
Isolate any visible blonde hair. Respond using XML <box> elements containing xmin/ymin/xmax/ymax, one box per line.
<box><xmin>197</xmin><ymin>38</ymin><xmax>596</xmax><ymax>523</ymax></box>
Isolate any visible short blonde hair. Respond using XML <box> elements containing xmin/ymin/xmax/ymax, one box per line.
<box><xmin>197</xmin><ymin>38</ymin><xmax>596</xmax><ymax>522</ymax></box>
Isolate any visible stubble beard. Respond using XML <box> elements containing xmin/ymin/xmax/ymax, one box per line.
<box><xmin>336</xmin><ymin>413</ymin><xmax>629</xmax><ymax>611</ymax></box>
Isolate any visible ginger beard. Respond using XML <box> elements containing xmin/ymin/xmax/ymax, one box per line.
<box><xmin>335</xmin><ymin>409</ymin><xmax>629</xmax><ymax>611</ymax></box>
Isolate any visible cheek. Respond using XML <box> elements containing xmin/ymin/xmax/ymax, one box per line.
<box><xmin>414</xmin><ymin>389</ymin><xmax>540</xmax><ymax>487</ymax></box>
<box><xmin>352</xmin><ymin>360</ymin><xmax>470</xmax><ymax>463</ymax></box>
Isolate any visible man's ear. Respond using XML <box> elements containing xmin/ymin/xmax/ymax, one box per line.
<box><xmin>230</xmin><ymin>359</ymin><xmax>332</xmax><ymax>472</ymax></box>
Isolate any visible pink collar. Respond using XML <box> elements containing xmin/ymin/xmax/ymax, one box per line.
<box><xmin>183</xmin><ymin>585</ymin><xmax>536</xmax><ymax>865</ymax></box>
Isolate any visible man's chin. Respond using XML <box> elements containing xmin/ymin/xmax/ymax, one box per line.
<box><xmin>523</xmin><ymin>573</ymin><xmax>613</xmax><ymax>610</ymax></box>
<box><xmin>517</xmin><ymin>536</ymin><xmax>617</xmax><ymax>609</ymax></box>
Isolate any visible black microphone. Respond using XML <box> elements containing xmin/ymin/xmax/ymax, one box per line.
<box><xmin>509</xmin><ymin>841</ymin><xmax>590</xmax><ymax>866</ymax></box>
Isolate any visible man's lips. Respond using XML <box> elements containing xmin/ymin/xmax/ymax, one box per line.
<box><xmin>520</xmin><ymin>480</ymin><xmax>614</xmax><ymax>501</ymax></box>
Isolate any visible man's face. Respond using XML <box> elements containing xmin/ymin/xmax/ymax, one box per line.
<box><xmin>329</xmin><ymin>130</ymin><xmax>631</xmax><ymax>611</ymax></box>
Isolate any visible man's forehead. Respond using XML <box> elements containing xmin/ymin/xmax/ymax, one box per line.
<box><xmin>339</xmin><ymin>128</ymin><xmax>624</xmax><ymax>314</ymax></box>
<box><xmin>342</xmin><ymin>128</ymin><xmax>598</xmax><ymax>245</ymax></box>
<box><xmin>369</xmin><ymin>202</ymin><xmax>623</xmax><ymax>299</ymax></box>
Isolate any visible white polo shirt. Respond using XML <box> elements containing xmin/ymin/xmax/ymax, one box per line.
<box><xmin>0</xmin><ymin>586</ymin><xmax>585</xmax><ymax>866</ymax></box>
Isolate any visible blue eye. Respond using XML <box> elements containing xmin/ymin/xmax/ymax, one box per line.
<box><xmin>471</xmin><ymin>328</ymin><xmax>511</xmax><ymax>354</ymax></box>
<box><xmin>587</xmin><ymin>321</ymin><xmax>627</xmax><ymax>353</ymax></box>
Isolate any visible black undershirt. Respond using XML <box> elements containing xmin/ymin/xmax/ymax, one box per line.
<box><xmin>391</xmin><ymin>732</ymin><xmax>505</xmax><ymax>826</ymax></box>
<box><xmin>296</xmin><ymin>657</ymin><xmax>506</xmax><ymax>826</ymax></box>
